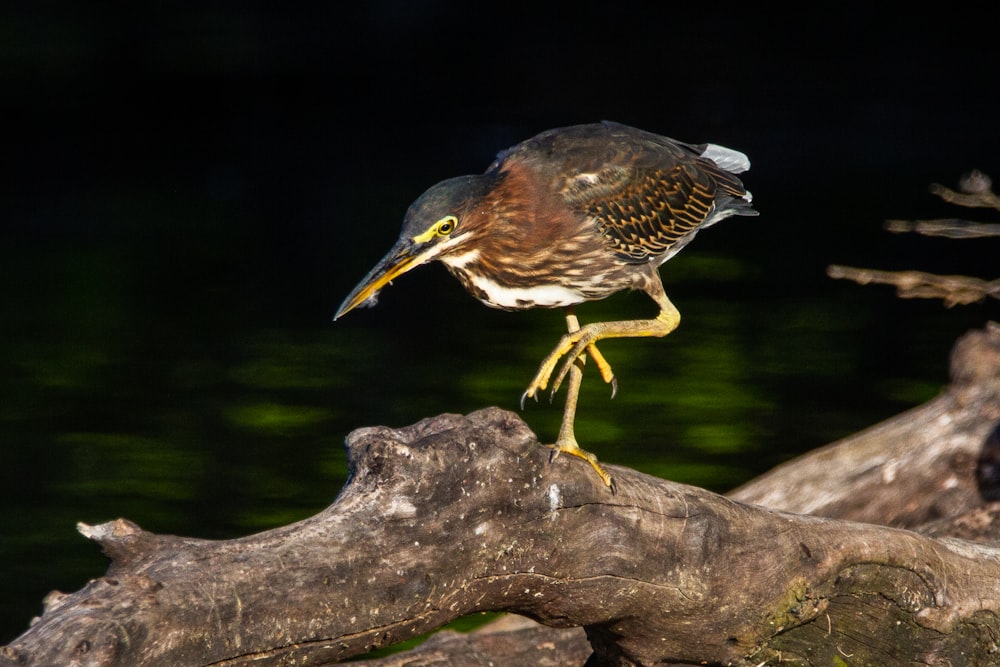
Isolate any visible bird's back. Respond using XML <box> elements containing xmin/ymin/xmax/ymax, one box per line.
<box><xmin>494</xmin><ymin>121</ymin><xmax>757</xmax><ymax>265</ymax></box>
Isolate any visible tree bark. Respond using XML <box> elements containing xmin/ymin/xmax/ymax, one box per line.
<box><xmin>2</xmin><ymin>323</ymin><xmax>999</xmax><ymax>667</ymax></box>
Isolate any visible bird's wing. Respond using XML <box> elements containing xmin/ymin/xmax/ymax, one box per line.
<box><xmin>500</xmin><ymin>122</ymin><xmax>749</xmax><ymax>263</ymax></box>
<box><xmin>562</xmin><ymin>155</ymin><xmax>749</xmax><ymax>262</ymax></box>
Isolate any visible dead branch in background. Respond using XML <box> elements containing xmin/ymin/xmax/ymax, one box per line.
<box><xmin>828</xmin><ymin>170</ymin><xmax>1000</xmax><ymax>305</ymax></box>
<box><xmin>929</xmin><ymin>169</ymin><xmax>1000</xmax><ymax>211</ymax></box>
<box><xmin>826</xmin><ymin>266</ymin><xmax>1000</xmax><ymax>306</ymax></box>
<box><xmin>884</xmin><ymin>218</ymin><xmax>1000</xmax><ymax>239</ymax></box>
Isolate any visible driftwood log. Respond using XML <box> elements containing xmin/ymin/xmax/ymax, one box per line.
<box><xmin>2</xmin><ymin>323</ymin><xmax>1000</xmax><ymax>667</ymax></box>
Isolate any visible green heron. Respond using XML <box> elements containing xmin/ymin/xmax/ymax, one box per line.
<box><xmin>335</xmin><ymin>121</ymin><xmax>756</xmax><ymax>488</ymax></box>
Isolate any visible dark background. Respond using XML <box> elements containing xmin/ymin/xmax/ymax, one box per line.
<box><xmin>2</xmin><ymin>2</ymin><xmax>998</xmax><ymax>647</ymax></box>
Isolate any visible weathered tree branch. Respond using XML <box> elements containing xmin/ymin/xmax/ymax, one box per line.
<box><xmin>884</xmin><ymin>218</ymin><xmax>1000</xmax><ymax>239</ymax></box>
<box><xmin>346</xmin><ymin>614</ymin><xmax>591</xmax><ymax>667</ymax></box>
<box><xmin>826</xmin><ymin>265</ymin><xmax>1000</xmax><ymax>305</ymax></box>
<box><xmin>3</xmin><ymin>325</ymin><xmax>1000</xmax><ymax>666</ymax></box>
<box><xmin>829</xmin><ymin>171</ymin><xmax>1000</xmax><ymax>307</ymax></box>
<box><xmin>732</xmin><ymin>323</ymin><xmax>1000</xmax><ymax>529</ymax></box>
<box><xmin>928</xmin><ymin>170</ymin><xmax>1000</xmax><ymax>211</ymax></box>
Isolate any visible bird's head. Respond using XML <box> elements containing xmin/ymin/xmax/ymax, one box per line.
<box><xmin>334</xmin><ymin>175</ymin><xmax>491</xmax><ymax>320</ymax></box>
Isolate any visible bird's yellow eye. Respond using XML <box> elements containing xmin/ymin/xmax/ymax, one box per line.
<box><xmin>436</xmin><ymin>216</ymin><xmax>457</xmax><ymax>235</ymax></box>
<box><xmin>412</xmin><ymin>216</ymin><xmax>458</xmax><ymax>245</ymax></box>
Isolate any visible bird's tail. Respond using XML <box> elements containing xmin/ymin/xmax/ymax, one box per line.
<box><xmin>700</xmin><ymin>143</ymin><xmax>751</xmax><ymax>175</ymax></box>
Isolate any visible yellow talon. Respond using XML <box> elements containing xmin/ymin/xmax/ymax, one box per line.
<box><xmin>549</xmin><ymin>438</ymin><xmax>615</xmax><ymax>490</ymax></box>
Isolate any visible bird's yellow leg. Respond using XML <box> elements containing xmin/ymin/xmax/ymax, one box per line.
<box><xmin>549</xmin><ymin>313</ymin><xmax>615</xmax><ymax>489</ymax></box>
<box><xmin>521</xmin><ymin>307</ymin><xmax>618</xmax><ymax>404</ymax></box>
<box><xmin>549</xmin><ymin>303</ymin><xmax>680</xmax><ymax>395</ymax></box>
<box><xmin>524</xmin><ymin>288</ymin><xmax>680</xmax><ymax>400</ymax></box>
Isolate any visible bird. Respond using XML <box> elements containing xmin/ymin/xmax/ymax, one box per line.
<box><xmin>335</xmin><ymin>121</ymin><xmax>757</xmax><ymax>489</ymax></box>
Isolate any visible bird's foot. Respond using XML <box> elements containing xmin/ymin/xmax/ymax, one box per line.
<box><xmin>548</xmin><ymin>438</ymin><xmax>616</xmax><ymax>491</ymax></box>
<box><xmin>521</xmin><ymin>328</ymin><xmax>616</xmax><ymax>405</ymax></box>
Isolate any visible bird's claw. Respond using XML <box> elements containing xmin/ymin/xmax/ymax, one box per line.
<box><xmin>522</xmin><ymin>359</ymin><xmax>558</xmax><ymax>407</ymax></box>
<box><xmin>519</xmin><ymin>389</ymin><xmax>540</xmax><ymax>410</ymax></box>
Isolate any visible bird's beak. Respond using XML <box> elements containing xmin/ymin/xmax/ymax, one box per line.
<box><xmin>334</xmin><ymin>238</ymin><xmax>425</xmax><ymax>320</ymax></box>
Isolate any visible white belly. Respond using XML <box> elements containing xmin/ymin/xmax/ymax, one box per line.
<box><xmin>465</xmin><ymin>273</ymin><xmax>585</xmax><ymax>309</ymax></box>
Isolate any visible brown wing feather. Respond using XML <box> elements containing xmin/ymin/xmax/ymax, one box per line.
<box><xmin>591</xmin><ymin>166</ymin><xmax>706</xmax><ymax>260</ymax></box>
<box><xmin>495</xmin><ymin>122</ymin><xmax>751</xmax><ymax>263</ymax></box>
<box><xmin>572</xmin><ymin>159</ymin><xmax>745</xmax><ymax>262</ymax></box>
